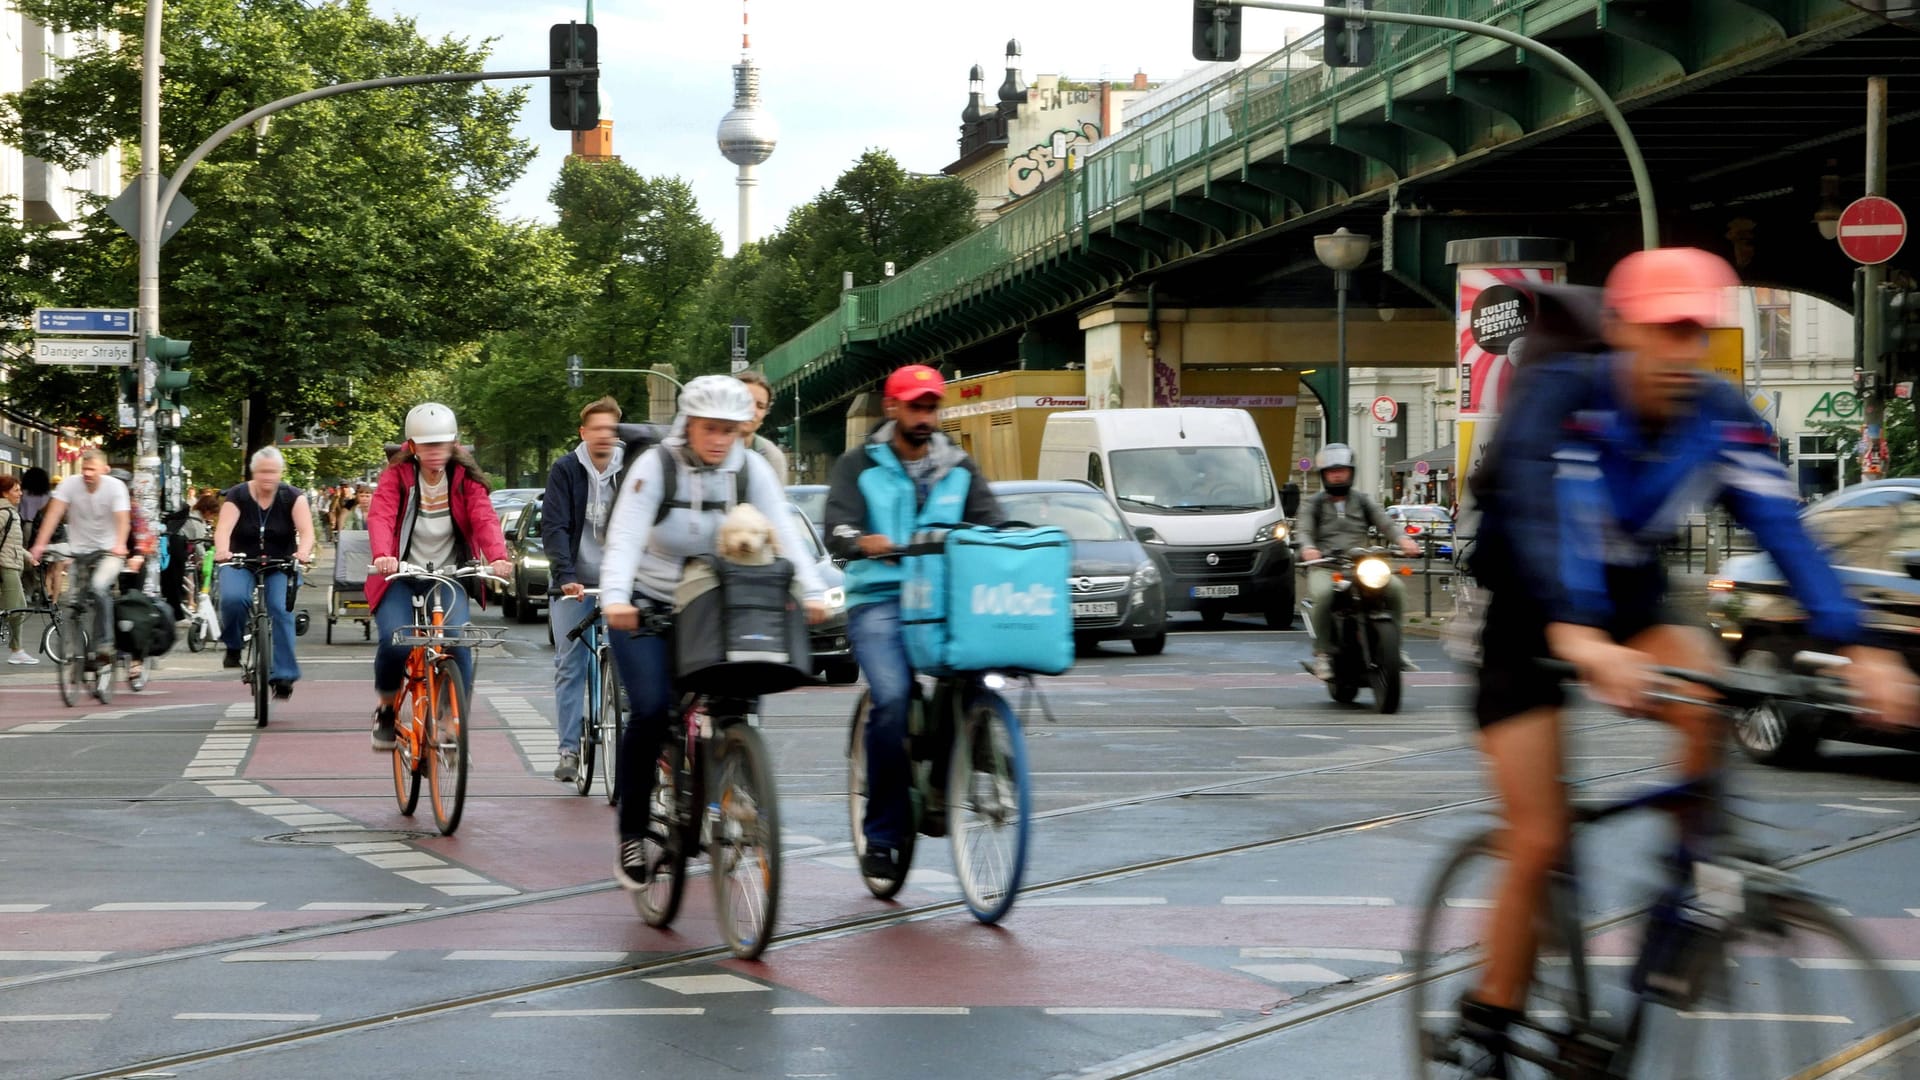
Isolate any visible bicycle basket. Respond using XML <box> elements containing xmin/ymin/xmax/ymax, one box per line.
<box><xmin>673</xmin><ymin>556</ymin><xmax>813</xmax><ymax>696</ymax></box>
<box><xmin>902</xmin><ymin>525</ymin><xmax>1073</xmax><ymax>677</ymax></box>
<box><xmin>386</xmin><ymin>624</ymin><xmax>510</xmax><ymax>650</ymax></box>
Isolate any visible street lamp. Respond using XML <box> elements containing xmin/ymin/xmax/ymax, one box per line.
<box><xmin>1314</xmin><ymin>227</ymin><xmax>1370</xmax><ymax>444</ymax></box>
<box><xmin>1812</xmin><ymin>162</ymin><xmax>1843</xmax><ymax>241</ymax></box>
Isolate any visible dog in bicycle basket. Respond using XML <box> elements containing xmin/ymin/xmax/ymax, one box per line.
<box><xmin>715</xmin><ymin>504</ymin><xmax>779</xmax><ymax>567</ymax></box>
<box><xmin>672</xmin><ymin>551</ymin><xmax>813</xmax><ymax>697</ymax></box>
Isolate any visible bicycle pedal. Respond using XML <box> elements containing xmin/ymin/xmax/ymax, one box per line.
<box><xmin>918</xmin><ymin>807</ymin><xmax>948</xmax><ymax>838</ymax></box>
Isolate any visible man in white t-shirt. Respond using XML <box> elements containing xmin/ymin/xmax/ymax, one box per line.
<box><xmin>28</xmin><ymin>449</ymin><xmax>130</xmax><ymax>666</ymax></box>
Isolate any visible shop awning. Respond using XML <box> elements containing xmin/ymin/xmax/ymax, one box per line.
<box><xmin>1392</xmin><ymin>443</ymin><xmax>1456</xmax><ymax>476</ymax></box>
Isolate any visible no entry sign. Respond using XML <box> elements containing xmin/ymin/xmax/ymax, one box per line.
<box><xmin>1838</xmin><ymin>196</ymin><xmax>1907</xmax><ymax>265</ymax></box>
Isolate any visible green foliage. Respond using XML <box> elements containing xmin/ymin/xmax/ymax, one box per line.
<box><xmin>0</xmin><ymin>0</ymin><xmax>572</xmax><ymax>460</ymax></box>
<box><xmin>1810</xmin><ymin>396</ymin><xmax>1918</xmax><ymax>484</ymax></box>
<box><xmin>690</xmin><ymin>149</ymin><xmax>978</xmax><ymax>375</ymax></box>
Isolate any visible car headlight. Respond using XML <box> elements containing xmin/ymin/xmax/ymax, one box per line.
<box><xmin>1130</xmin><ymin>562</ymin><xmax>1161</xmax><ymax>588</ymax></box>
<box><xmin>1355</xmin><ymin>557</ymin><xmax>1392</xmax><ymax>590</ymax></box>
<box><xmin>1253</xmin><ymin>521</ymin><xmax>1288</xmax><ymax>543</ymax></box>
<box><xmin>824</xmin><ymin>586</ymin><xmax>846</xmax><ymax>612</ymax></box>
<box><xmin>524</xmin><ymin>556</ymin><xmax>549</xmax><ymax>569</ymax></box>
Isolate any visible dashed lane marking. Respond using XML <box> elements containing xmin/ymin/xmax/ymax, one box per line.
<box><xmin>175</xmin><ymin>1012</ymin><xmax>321</xmax><ymax>1022</ymax></box>
<box><xmin>1234</xmin><ymin>962</ymin><xmax>1346</xmax><ymax>983</ymax></box>
<box><xmin>299</xmin><ymin>902</ymin><xmax>427</xmax><ymax>912</ymax></box>
<box><xmin>0</xmin><ymin>951</ymin><xmax>109</xmax><ymax>962</ymax></box>
<box><xmin>485</xmin><ymin>692</ymin><xmax>561</xmax><ymax>775</ymax></box>
<box><xmin>445</xmin><ymin>950</ymin><xmax>628</xmax><ymax>962</ymax></box>
<box><xmin>223</xmin><ymin>951</ymin><xmax>396</xmax><ymax>963</ymax></box>
<box><xmin>1221</xmin><ymin>896</ymin><xmax>1393</xmax><ymax>907</ymax></box>
<box><xmin>0</xmin><ymin>904</ymin><xmax>48</xmax><ymax>913</ymax></box>
<box><xmin>646</xmin><ymin>974</ymin><xmax>769</xmax><ymax>995</ymax></box>
<box><xmin>91</xmin><ymin>902</ymin><xmax>264</xmax><ymax>912</ymax></box>
<box><xmin>1675</xmin><ymin>1011</ymin><xmax>1852</xmax><ymax>1024</ymax></box>
<box><xmin>1022</xmin><ymin>897</ymin><xmax>1168</xmax><ymax>907</ymax></box>
<box><xmin>1821</xmin><ymin>804</ymin><xmax>1903</xmax><ymax>815</ymax></box>
<box><xmin>771</xmin><ymin>1007</ymin><xmax>971</xmax><ymax>1016</ymax></box>
<box><xmin>1045</xmin><ymin>1008</ymin><xmax>1226</xmax><ymax>1018</ymax></box>
<box><xmin>0</xmin><ymin>1014</ymin><xmax>111</xmax><ymax>1022</ymax></box>
<box><xmin>1796</xmin><ymin>959</ymin><xmax>1920</xmax><ymax>971</ymax></box>
<box><xmin>1241</xmin><ymin>947</ymin><xmax>1403</xmax><ymax>964</ymax></box>
<box><xmin>494</xmin><ymin>1008</ymin><xmax>707</xmax><ymax>1018</ymax></box>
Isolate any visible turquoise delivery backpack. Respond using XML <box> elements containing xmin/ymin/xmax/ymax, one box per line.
<box><xmin>901</xmin><ymin>525</ymin><xmax>1074</xmax><ymax>677</ymax></box>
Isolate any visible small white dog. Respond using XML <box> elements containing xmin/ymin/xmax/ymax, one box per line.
<box><xmin>716</xmin><ymin>503</ymin><xmax>779</xmax><ymax>566</ymax></box>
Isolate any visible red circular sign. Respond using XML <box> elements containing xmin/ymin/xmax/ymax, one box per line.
<box><xmin>1370</xmin><ymin>396</ymin><xmax>1398</xmax><ymax>423</ymax></box>
<box><xmin>1838</xmin><ymin>196</ymin><xmax>1907</xmax><ymax>265</ymax></box>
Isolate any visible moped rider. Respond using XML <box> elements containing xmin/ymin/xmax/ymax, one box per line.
<box><xmin>1295</xmin><ymin>443</ymin><xmax>1419</xmax><ymax>680</ymax></box>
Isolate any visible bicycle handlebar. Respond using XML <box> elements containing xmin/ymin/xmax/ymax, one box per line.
<box><xmin>370</xmin><ymin>561</ymin><xmax>509</xmax><ymax>588</ymax></box>
<box><xmin>1538</xmin><ymin>655</ymin><xmax>1859</xmax><ymax>714</ymax></box>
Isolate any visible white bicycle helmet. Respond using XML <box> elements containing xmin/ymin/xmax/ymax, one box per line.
<box><xmin>677</xmin><ymin>375</ymin><xmax>755</xmax><ymax>423</ymax></box>
<box><xmin>404</xmin><ymin>402</ymin><xmax>460</xmax><ymax>445</ymax></box>
<box><xmin>1316</xmin><ymin>443</ymin><xmax>1355</xmax><ymax>472</ymax></box>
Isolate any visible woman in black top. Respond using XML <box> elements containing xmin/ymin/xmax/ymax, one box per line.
<box><xmin>213</xmin><ymin>447</ymin><xmax>316</xmax><ymax>699</ymax></box>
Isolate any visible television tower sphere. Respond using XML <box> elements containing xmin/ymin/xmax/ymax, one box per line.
<box><xmin>718</xmin><ymin>103</ymin><xmax>778</xmax><ymax>166</ymax></box>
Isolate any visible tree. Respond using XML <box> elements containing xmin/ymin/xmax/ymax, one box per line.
<box><xmin>1</xmin><ymin>0</ymin><xmax>574</xmax><ymax>465</ymax></box>
<box><xmin>689</xmin><ymin>149</ymin><xmax>977</xmax><ymax>373</ymax></box>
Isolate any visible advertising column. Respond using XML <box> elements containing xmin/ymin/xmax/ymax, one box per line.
<box><xmin>1443</xmin><ymin>237</ymin><xmax>1573</xmax><ymax>525</ymax></box>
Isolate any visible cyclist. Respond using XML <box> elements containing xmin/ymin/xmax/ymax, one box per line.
<box><xmin>1</xmin><ymin>475</ymin><xmax>31</xmax><ymax>665</ymax></box>
<box><xmin>365</xmin><ymin>404</ymin><xmax>513</xmax><ymax>752</ymax></box>
<box><xmin>598</xmin><ymin>375</ymin><xmax>827</xmax><ymax>889</ymax></box>
<box><xmin>542</xmin><ymin>395</ymin><xmax>629</xmax><ymax>783</ymax></box>
<box><xmin>213</xmin><ymin>447</ymin><xmax>316</xmax><ymax>700</ymax></box>
<box><xmin>736</xmin><ymin>370</ymin><xmax>790</xmax><ymax>485</ymax></box>
<box><xmin>822</xmin><ymin>364</ymin><xmax>1003</xmax><ymax>881</ymax></box>
<box><xmin>25</xmin><ymin>449</ymin><xmax>129</xmax><ymax>672</ymax></box>
<box><xmin>1296</xmin><ymin>442</ymin><xmax>1420</xmax><ymax>679</ymax></box>
<box><xmin>1455</xmin><ymin>247</ymin><xmax>1919</xmax><ymax>1069</ymax></box>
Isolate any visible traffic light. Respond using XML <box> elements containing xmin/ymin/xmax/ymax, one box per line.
<box><xmin>116</xmin><ymin>366</ymin><xmax>138</xmax><ymax>409</ymax></box>
<box><xmin>1883</xmin><ymin>286</ymin><xmax>1920</xmax><ymax>361</ymax></box>
<box><xmin>146</xmin><ymin>333</ymin><xmax>191</xmax><ymax>409</ymax></box>
<box><xmin>1192</xmin><ymin>1</ymin><xmax>1242</xmax><ymax>62</ymax></box>
<box><xmin>549</xmin><ymin>22</ymin><xmax>600</xmax><ymax>132</ymax></box>
<box><xmin>776</xmin><ymin>423</ymin><xmax>795</xmax><ymax>450</ymax></box>
<box><xmin>1326</xmin><ymin>0</ymin><xmax>1376</xmax><ymax>68</ymax></box>
<box><xmin>567</xmin><ymin>353</ymin><xmax>583</xmax><ymax>390</ymax></box>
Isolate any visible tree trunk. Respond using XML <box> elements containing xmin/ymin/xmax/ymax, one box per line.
<box><xmin>244</xmin><ymin>390</ymin><xmax>276</xmax><ymax>473</ymax></box>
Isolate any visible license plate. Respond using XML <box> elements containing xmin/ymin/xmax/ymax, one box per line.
<box><xmin>1191</xmin><ymin>585</ymin><xmax>1240</xmax><ymax>599</ymax></box>
<box><xmin>1072</xmin><ymin>601</ymin><xmax>1119</xmax><ymax>617</ymax></box>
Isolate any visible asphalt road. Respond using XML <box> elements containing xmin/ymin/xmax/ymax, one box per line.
<box><xmin>3</xmin><ymin>582</ymin><xmax>1919</xmax><ymax>1079</ymax></box>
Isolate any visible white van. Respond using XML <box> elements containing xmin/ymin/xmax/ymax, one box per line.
<box><xmin>1036</xmin><ymin>408</ymin><xmax>1295</xmax><ymax>628</ymax></box>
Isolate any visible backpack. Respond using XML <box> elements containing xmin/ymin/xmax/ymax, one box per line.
<box><xmin>114</xmin><ymin>591</ymin><xmax>177</xmax><ymax>658</ymax></box>
<box><xmin>646</xmin><ymin>445</ymin><xmax>751</xmax><ymax>526</ymax></box>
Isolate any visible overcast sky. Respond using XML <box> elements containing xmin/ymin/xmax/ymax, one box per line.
<box><xmin>379</xmin><ymin>0</ymin><xmax>1318</xmax><ymax>251</ymax></box>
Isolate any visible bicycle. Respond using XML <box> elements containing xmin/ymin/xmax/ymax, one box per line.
<box><xmin>561</xmin><ymin>588</ymin><xmax>622</xmax><ymax>803</ymax></box>
<box><xmin>382</xmin><ymin>561</ymin><xmax>508</xmax><ymax>836</ymax></box>
<box><xmin>180</xmin><ymin>539</ymin><xmax>218</xmax><ymax>653</ymax></box>
<box><xmin>219</xmin><ymin>556</ymin><xmax>301</xmax><ymax>728</ymax></box>
<box><xmin>624</xmin><ymin>607</ymin><xmax>783</xmax><ymax>961</ymax></box>
<box><xmin>1409</xmin><ymin>655</ymin><xmax>1916</xmax><ymax>1079</ymax></box>
<box><xmin>848</xmin><ymin>670</ymin><xmax>1035</xmax><ymax>925</ymax></box>
<box><xmin>47</xmin><ymin>551</ymin><xmax>115</xmax><ymax>707</ymax></box>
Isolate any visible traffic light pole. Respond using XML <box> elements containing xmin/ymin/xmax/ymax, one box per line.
<box><xmin>135</xmin><ymin>0</ymin><xmax>164</xmax><ymax>588</ymax></box>
<box><xmin>1208</xmin><ymin>0</ymin><xmax>1659</xmax><ymax>249</ymax></box>
<box><xmin>1861</xmin><ymin>76</ymin><xmax>1889</xmax><ymax>478</ymax></box>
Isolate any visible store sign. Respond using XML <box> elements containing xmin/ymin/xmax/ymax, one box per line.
<box><xmin>1806</xmin><ymin>391</ymin><xmax>1862</xmax><ymax>420</ymax></box>
<box><xmin>940</xmin><ymin>394</ymin><xmax>1089</xmax><ymax>419</ymax></box>
<box><xmin>1181</xmin><ymin>394</ymin><xmax>1298</xmax><ymax>408</ymax></box>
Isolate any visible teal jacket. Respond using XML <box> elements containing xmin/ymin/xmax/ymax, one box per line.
<box><xmin>823</xmin><ymin>423</ymin><xmax>1002</xmax><ymax>608</ymax></box>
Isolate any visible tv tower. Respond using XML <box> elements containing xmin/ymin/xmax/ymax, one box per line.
<box><xmin>716</xmin><ymin>0</ymin><xmax>777</xmax><ymax>253</ymax></box>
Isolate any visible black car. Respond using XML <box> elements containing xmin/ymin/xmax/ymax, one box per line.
<box><xmin>1706</xmin><ymin>478</ymin><xmax>1920</xmax><ymax>765</ymax></box>
<box><xmin>989</xmin><ymin>480</ymin><xmax>1169</xmax><ymax>655</ymax></box>
<box><xmin>787</xmin><ymin>484</ymin><xmax>828</xmax><ymax>544</ymax></box>
<box><xmin>502</xmin><ymin>495</ymin><xmax>551</xmax><ymax>624</ymax></box>
<box><xmin>782</xmin><ymin>503</ymin><xmax>856</xmax><ymax>683</ymax></box>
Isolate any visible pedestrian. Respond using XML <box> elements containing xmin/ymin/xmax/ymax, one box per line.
<box><xmin>0</xmin><ymin>475</ymin><xmax>34</xmax><ymax>665</ymax></box>
<box><xmin>735</xmin><ymin>370</ymin><xmax>790</xmax><ymax>486</ymax></box>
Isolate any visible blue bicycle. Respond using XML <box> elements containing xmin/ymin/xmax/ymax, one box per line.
<box><xmin>1409</xmin><ymin>656</ymin><xmax>1915</xmax><ymax>1079</ymax></box>
<box><xmin>563</xmin><ymin>589</ymin><xmax>622</xmax><ymax>803</ymax></box>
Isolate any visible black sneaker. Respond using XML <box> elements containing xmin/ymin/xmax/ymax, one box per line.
<box><xmin>271</xmin><ymin>680</ymin><xmax>293</xmax><ymax>700</ymax></box>
<box><xmin>614</xmin><ymin>837</ymin><xmax>651</xmax><ymax>890</ymax></box>
<box><xmin>223</xmin><ymin>650</ymin><xmax>241</xmax><ymax>669</ymax></box>
<box><xmin>860</xmin><ymin>844</ymin><xmax>903</xmax><ymax>881</ymax></box>
<box><xmin>1453</xmin><ymin>997</ymin><xmax>1520</xmax><ymax>1079</ymax></box>
<box><xmin>371</xmin><ymin>704</ymin><xmax>398</xmax><ymax>751</ymax></box>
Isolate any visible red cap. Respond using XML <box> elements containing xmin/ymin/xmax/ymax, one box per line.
<box><xmin>883</xmin><ymin>364</ymin><xmax>946</xmax><ymax>402</ymax></box>
<box><xmin>1603</xmin><ymin>247</ymin><xmax>1740</xmax><ymax>326</ymax></box>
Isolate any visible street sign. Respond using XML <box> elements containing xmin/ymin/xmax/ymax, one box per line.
<box><xmin>1297</xmin><ymin>456</ymin><xmax>1313</xmax><ymax>472</ymax></box>
<box><xmin>104</xmin><ymin>177</ymin><xmax>197</xmax><ymax>248</ymax></box>
<box><xmin>1415</xmin><ymin>460</ymin><xmax>1431</xmax><ymax>476</ymax></box>
<box><xmin>1372</xmin><ymin>421</ymin><xmax>1399</xmax><ymax>438</ymax></box>
<box><xmin>35</xmin><ymin>308</ymin><xmax>133</xmax><ymax>335</ymax></box>
<box><xmin>1370</xmin><ymin>396</ymin><xmax>1399</xmax><ymax>423</ymax></box>
<box><xmin>33</xmin><ymin>338</ymin><xmax>135</xmax><ymax>366</ymax></box>
<box><xmin>1837</xmin><ymin>196</ymin><xmax>1907</xmax><ymax>265</ymax></box>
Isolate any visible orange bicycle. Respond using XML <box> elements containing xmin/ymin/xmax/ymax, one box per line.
<box><xmin>382</xmin><ymin>561</ymin><xmax>508</xmax><ymax>836</ymax></box>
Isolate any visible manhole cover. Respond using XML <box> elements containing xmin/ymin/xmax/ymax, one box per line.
<box><xmin>263</xmin><ymin>829</ymin><xmax>435</xmax><ymax>846</ymax></box>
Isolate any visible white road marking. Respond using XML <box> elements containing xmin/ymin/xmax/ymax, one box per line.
<box><xmin>299</xmin><ymin>902</ymin><xmax>426</xmax><ymax>912</ymax></box>
<box><xmin>175</xmin><ymin>1012</ymin><xmax>321</xmax><ymax>1022</ymax></box>
<box><xmin>1794</xmin><ymin>958</ymin><xmax>1920</xmax><ymax>971</ymax></box>
<box><xmin>1676</xmin><ymin>1011</ymin><xmax>1851</xmax><ymax>1023</ymax></box>
<box><xmin>446</xmin><ymin>950</ymin><xmax>628</xmax><ymax>962</ymax></box>
<box><xmin>646</xmin><ymin>974</ymin><xmax>770</xmax><ymax>995</ymax></box>
<box><xmin>0</xmin><ymin>951</ymin><xmax>109</xmax><ymax>962</ymax></box>
<box><xmin>493</xmin><ymin>1008</ymin><xmax>707</xmax><ymax>1017</ymax></box>
<box><xmin>1240</xmin><ymin>947</ymin><xmax>1403</xmax><ymax>964</ymax></box>
<box><xmin>0</xmin><ymin>1013</ymin><xmax>112</xmax><ymax>1022</ymax></box>
<box><xmin>1824</xmin><ymin>1025</ymin><xmax>1920</xmax><ymax>1078</ymax></box>
<box><xmin>332</xmin><ymin>841</ymin><xmax>410</xmax><ymax>855</ymax></box>
<box><xmin>222</xmin><ymin>951</ymin><xmax>396</xmax><ymax>962</ymax></box>
<box><xmin>0</xmin><ymin>904</ymin><xmax>48</xmax><ymax>912</ymax></box>
<box><xmin>1221</xmin><ymin>896</ymin><xmax>1393</xmax><ymax>907</ymax></box>
<box><xmin>1820</xmin><ymin>804</ymin><xmax>1902</xmax><ymax>815</ymax></box>
<box><xmin>1443</xmin><ymin>898</ymin><xmax>1494</xmax><ymax>909</ymax></box>
<box><xmin>91</xmin><ymin>902</ymin><xmax>264</xmax><ymax>912</ymax></box>
<box><xmin>1022</xmin><ymin>897</ymin><xmax>1169</xmax><ymax>907</ymax></box>
<box><xmin>437</xmin><ymin>884</ymin><xmax>520</xmax><ymax>896</ymax></box>
<box><xmin>1044</xmin><ymin>1008</ymin><xmax>1224</xmax><ymax>1018</ymax></box>
<box><xmin>768</xmin><ymin>999</ymin><xmax>967</xmax><ymax>1006</ymax></box>
<box><xmin>396</xmin><ymin>869</ymin><xmax>489</xmax><ymax>885</ymax></box>
<box><xmin>358</xmin><ymin>852</ymin><xmax>445</xmax><ymax>869</ymax></box>
<box><xmin>1234</xmin><ymin>962</ymin><xmax>1346</xmax><ymax>983</ymax></box>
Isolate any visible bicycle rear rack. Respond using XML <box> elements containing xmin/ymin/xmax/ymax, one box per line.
<box><xmin>387</xmin><ymin>625</ymin><xmax>510</xmax><ymax>649</ymax></box>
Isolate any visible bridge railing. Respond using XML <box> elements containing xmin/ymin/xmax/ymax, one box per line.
<box><xmin>762</xmin><ymin>0</ymin><xmax>1552</xmax><ymax>389</ymax></box>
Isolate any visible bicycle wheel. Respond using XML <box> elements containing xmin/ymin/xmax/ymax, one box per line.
<box><xmin>426</xmin><ymin>658</ymin><xmax>470</xmax><ymax>836</ymax></box>
<box><xmin>709</xmin><ymin>721</ymin><xmax>781</xmax><ymax>960</ymax></box>
<box><xmin>633</xmin><ymin>736</ymin><xmax>690</xmax><ymax>928</ymax></box>
<box><xmin>1623</xmin><ymin>886</ymin><xmax>1917</xmax><ymax>1080</ymax></box>
<box><xmin>574</xmin><ymin>653</ymin><xmax>599</xmax><ymax>797</ymax></box>
<box><xmin>53</xmin><ymin>611</ymin><xmax>80</xmax><ymax>708</ymax></box>
<box><xmin>185</xmin><ymin>608</ymin><xmax>206</xmax><ymax>652</ymax></box>
<box><xmin>596</xmin><ymin>650</ymin><xmax>620</xmax><ymax>804</ymax></box>
<box><xmin>390</xmin><ymin>683</ymin><xmax>422</xmax><ymax>817</ymax></box>
<box><xmin>946</xmin><ymin>686</ymin><xmax>1031</xmax><ymax>924</ymax></box>
<box><xmin>848</xmin><ymin>690</ymin><xmax>916</xmax><ymax>900</ymax></box>
<box><xmin>40</xmin><ymin>614</ymin><xmax>66</xmax><ymax>663</ymax></box>
<box><xmin>252</xmin><ymin>611</ymin><xmax>272</xmax><ymax>728</ymax></box>
<box><xmin>1406</xmin><ymin>827</ymin><xmax>1591</xmax><ymax>1080</ymax></box>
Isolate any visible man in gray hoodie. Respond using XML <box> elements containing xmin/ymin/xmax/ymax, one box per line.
<box><xmin>541</xmin><ymin>397</ymin><xmax>627</xmax><ymax>783</ymax></box>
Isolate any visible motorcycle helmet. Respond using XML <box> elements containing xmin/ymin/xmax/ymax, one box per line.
<box><xmin>1316</xmin><ymin>443</ymin><xmax>1355</xmax><ymax>496</ymax></box>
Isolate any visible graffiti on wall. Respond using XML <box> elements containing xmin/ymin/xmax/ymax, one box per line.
<box><xmin>1007</xmin><ymin>121</ymin><xmax>1100</xmax><ymax>198</ymax></box>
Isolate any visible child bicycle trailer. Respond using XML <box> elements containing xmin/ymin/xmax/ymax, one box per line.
<box><xmin>901</xmin><ymin>525</ymin><xmax>1073</xmax><ymax>677</ymax></box>
<box><xmin>673</xmin><ymin>555</ymin><xmax>813</xmax><ymax>697</ymax></box>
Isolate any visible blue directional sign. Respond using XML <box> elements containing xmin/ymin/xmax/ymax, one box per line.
<box><xmin>34</xmin><ymin>308</ymin><xmax>134</xmax><ymax>336</ymax></box>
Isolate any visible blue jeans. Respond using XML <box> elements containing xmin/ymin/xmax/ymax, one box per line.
<box><xmin>373</xmin><ymin>579</ymin><xmax>473</xmax><ymax>695</ymax></box>
<box><xmin>549</xmin><ymin>593</ymin><xmax>597</xmax><ymax>753</ymax></box>
<box><xmin>846</xmin><ymin>599</ymin><xmax>915</xmax><ymax>852</ymax></box>
<box><xmin>607</xmin><ymin>626</ymin><xmax>673</xmax><ymax>841</ymax></box>
<box><xmin>218</xmin><ymin>565</ymin><xmax>301</xmax><ymax>682</ymax></box>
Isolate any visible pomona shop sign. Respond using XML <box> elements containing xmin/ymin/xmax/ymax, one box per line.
<box><xmin>942</xmin><ymin>394</ymin><xmax>1090</xmax><ymax>419</ymax></box>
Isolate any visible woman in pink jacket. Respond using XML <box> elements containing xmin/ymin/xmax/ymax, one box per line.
<box><xmin>365</xmin><ymin>403</ymin><xmax>512</xmax><ymax>752</ymax></box>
